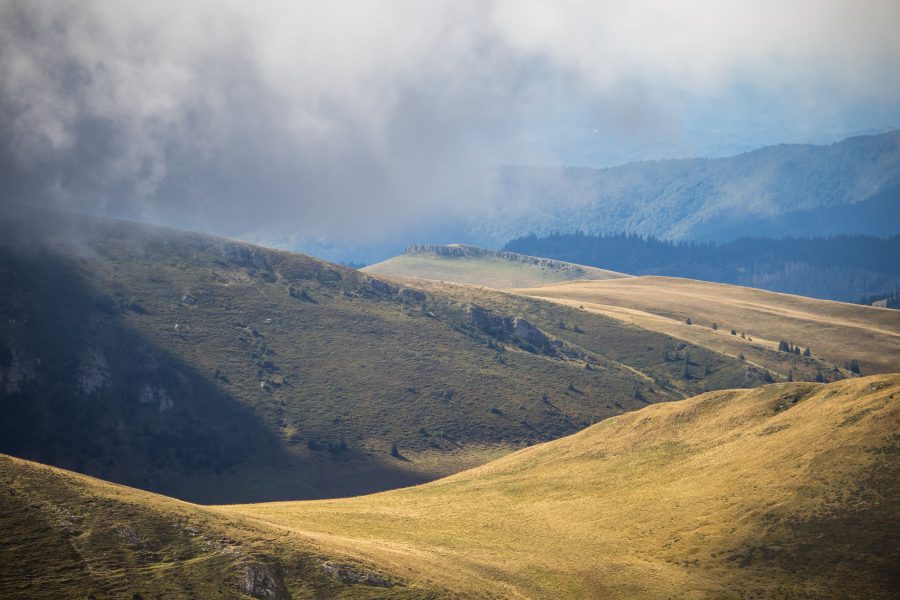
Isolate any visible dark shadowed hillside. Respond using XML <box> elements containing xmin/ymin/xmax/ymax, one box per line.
<box><xmin>0</xmin><ymin>209</ymin><xmax>778</xmax><ymax>503</ymax></box>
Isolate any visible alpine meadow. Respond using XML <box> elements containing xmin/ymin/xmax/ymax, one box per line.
<box><xmin>1</xmin><ymin>1</ymin><xmax>899</xmax><ymax>598</ymax></box>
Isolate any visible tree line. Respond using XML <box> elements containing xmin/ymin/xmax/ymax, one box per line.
<box><xmin>503</xmin><ymin>233</ymin><xmax>900</xmax><ymax>303</ymax></box>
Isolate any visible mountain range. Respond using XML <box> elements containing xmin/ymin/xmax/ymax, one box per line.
<box><xmin>470</xmin><ymin>130</ymin><xmax>900</xmax><ymax>246</ymax></box>
<box><xmin>248</xmin><ymin>130</ymin><xmax>900</xmax><ymax>265</ymax></box>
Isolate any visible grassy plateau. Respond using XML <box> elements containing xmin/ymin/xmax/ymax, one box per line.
<box><xmin>365</xmin><ymin>244</ymin><xmax>626</xmax><ymax>289</ymax></box>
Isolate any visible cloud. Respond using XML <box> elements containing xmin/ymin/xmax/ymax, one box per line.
<box><xmin>1</xmin><ymin>0</ymin><xmax>898</xmax><ymax>241</ymax></box>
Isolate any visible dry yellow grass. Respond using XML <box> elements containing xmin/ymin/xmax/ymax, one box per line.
<box><xmin>516</xmin><ymin>276</ymin><xmax>900</xmax><ymax>377</ymax></box>
<box><xmin>0</xmin><ymin>452</ymin><xmax>443</xmax><ymax>598</ymax></box>
<box><xmin>225</xmin><ymin>374</ymin><xmax>900</xmax><ymax>598</ymax></box>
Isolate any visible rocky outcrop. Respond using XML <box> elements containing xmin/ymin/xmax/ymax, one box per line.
<box><xmin>400</xmin><ymin>287</ymin><xmax>426</xmax><ymax>303</ymax></box>
<box><xmin>1</xmin><ymin>347</ymin><xmax>38</xmax><ymax>394</ymax></box>
<box><xmin>511</xmin><ymin>316</ymin><xmax>550</xmax><ymax>348</ymax></box>
<box><xmin>139</xmin><ymin>383</ymin><xmax>174</xmax><ymax>412</ymax></box>
<box><xmin>78</xmin><ymin>349</ymin><xmax>110</xmax><ymax>395</ymax></box>
<box><xmin>368</xmin><ymin>277</ymin><xmax>397</xmax><ymax>295</ymax></box>
<box><xmin>321</xmin><ymin>561</ymin><xmax>397</xmax><ymax>588</ymax></box>
<box><xmin>218</xmin><ymin>243</ymin><xmax>271</xmax><ymax>270</ymax></box>
<box><xmin>237</xmin><ymin>561</ymin><xmax>290</xmax><ymax>600</ymax></box>
<box><xmin>404</xmin><ymin>244</ymin><xmax>588</xmax><ymax>275</ymax></box>
<box><xmin>467</xmin><ymin>306</ymin><xmax>551</xmax><ymax>351</ymax></box>
<box><xmin>366</xmin><ymin>277</ymin><xmax>427</xmax><ymax>304</ymax></box>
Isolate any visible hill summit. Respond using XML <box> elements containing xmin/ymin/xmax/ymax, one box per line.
<box><xmin>365</xmin><ymin>243</ymin><xmax>625</xmax><ymax>288</ymax></box>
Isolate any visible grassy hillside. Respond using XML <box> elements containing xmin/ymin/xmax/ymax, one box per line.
<box><xmin>364</xmin><ymin>244</ymin><xmax>626</xmax><ymax>288</ymax></box>
<box><xmin>1</xmin><ymin>209</ymin><xmax>770</xmax><ymax>503</ymax></box>
<box><xmin>229</xmin><ymin>374</ymin><xmax>900</xmax><ymax>599</ymax></box>
<box><xmin>0</xmin><ymin>453</ymin><xmax>440</xmax><ymax>599</ymax></box>
<box><xmin>516</xmin><ymin>276</ymin><xmax>900</xmax><ymax>377</ymax></box>
<box><xmin>6</xmin><ymin>376</ymin><xmax>897</xmax><ymax>598</ymax></box>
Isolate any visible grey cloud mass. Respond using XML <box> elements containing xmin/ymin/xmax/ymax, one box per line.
<box><xmin>1</xmin><ymin>0</ymin><xmax>899</xmax><ymax>243</ymax></box>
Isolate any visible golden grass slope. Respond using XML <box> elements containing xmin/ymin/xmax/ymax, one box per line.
<box><xmin>365</xmin><ymin>248</ymin><xmax>626</xmax><ymax>289</ymax></box>
<box><xmin>229</xmin><ymin>374</ymin><xmax>900</xmax><ymax>599</ymax></box>
<box><xmin>0</xmin><ymin>453</ymin><xmax>441</xmax><ymax>599</ymax></box>
<box><xmin>517</xmin><ymin>276</ymin><xmax>900</xmax><ymax>377</ymax></box>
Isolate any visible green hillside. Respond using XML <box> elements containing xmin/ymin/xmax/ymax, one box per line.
<box><xmin>364</xmin><ymin>244</ymin><xmax>626</xmax><ymax>288</ymax></box>
<box><xmin>0</xmin><ymin>209</ymin><xmax>785</xmax><ymax>503</ymax></box>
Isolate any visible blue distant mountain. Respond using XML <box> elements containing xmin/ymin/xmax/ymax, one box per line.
<box><xmin>469</xmin><ymin>129</ymin><xmax>900</xmax><ymax>245</ymax></box>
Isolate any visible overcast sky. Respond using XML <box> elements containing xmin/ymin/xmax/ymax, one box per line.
<box><xmin>2</xmin><ymin>0</ymin><xmax>899</xmax><ymax>243</ymax></box>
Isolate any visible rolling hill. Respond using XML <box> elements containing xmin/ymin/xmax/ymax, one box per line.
<box><xmin>227</xmin><ymin>374</ymin><xmax>900</xmax><ymax>598</ymax></box>
<box><xmin>516</xmin><ymin>276</ymin><xmax>900</xmax><ymax>378</ymax></box>
<box><xmin>364</xmin><ymin>244</ymin><xmax>627</xmax><ymax>288</ymax></box>
<box><xmin>1</xmin><ymin>208</ymin><xmax>776</xmax><ymax>503</ymax></box>
<box><xmin>0</xmin><ymin>452</ymin><xmax>439</xmax><ymax>599</ymax></box>
<box><xmin>367</xmin><ymin>245</ymin><xmax>899</xmax><ymax>380</ymax></box>
<box><xmin>4</xmin><ymin>375</ymin><xmax>897</xmax><ymax>598</ymax></box>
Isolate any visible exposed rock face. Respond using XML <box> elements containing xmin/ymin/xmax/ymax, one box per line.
<box><xmin>321</xmin><ymin>561</ymin><xmax>396</xmax><ymax>588</ymax></box>
<box><xmin>139</xmin><ymin>383</ymin><xmax>174</xmax><ymax>412</ymax></box>
<box><xmin>467</xmin><ymin>306</ymin><xmax>552</xmax><ymax>351</ymax></box>
<box><xmin>467</xmin><ymin>305</ymin><xmax>508</xmax><ymax>331</ymax></box>
<box><xmin>77</xmin><ymin>349</ymin><xmax>110</xmax><ymax>395</ymax></box>
<box><xmin>368</xmin><ymin>277</ymin><xmax>397</xmax><ymax>295</ymax></box>
<box><xmin>365</xmin><ymin>277</ymin><xmax>426</xmax><ymax>304</ymax></box>
<box><xmin>1</xmin><ymin>347</ymin><xmax>37</xmax><ymax>394</ymax></box>
<box><xmin>512</xmin><ymin>316</ymin><xmax>550</xmax><ymax>348</ymax></box>
<box><xmin>218</xmin><ymin>243</ymin><xmax>271</xmax><ymax>270</ymax></box>
<box><xmin>404</xmin><ymin>244</ymin><xmax>588</xmax><ymax>275</ymax></box>
<box><xmin>399</xmin><ymin>287</ymin><xmax>426</xmax><ymax>303</ymax></box>
<box><xmin>238</xmin><ymin>561</ymin><xmax>290</xmax><ymax>600</ymax></box>
<box><xmin>115</xmin><ymin>525</ymin><xmax>147</xmax><ymax>548</ymax></box>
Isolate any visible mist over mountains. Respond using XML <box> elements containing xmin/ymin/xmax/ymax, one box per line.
<box><xmin>471</xmin><ymin>129</ymin><xmax>900</xmax><ymax>245</ymax></box>
<box><xmin>256</xmin><ymin>129</ymin><xmax>900</xmax><ymax>264</ymax></box>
